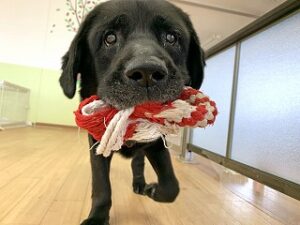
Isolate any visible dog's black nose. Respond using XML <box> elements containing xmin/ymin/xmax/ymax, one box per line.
<box><xmin>125</xmin><ymin>57</ymin><xmax>168</xmax><ymax>87</ymax></box>
<box><xmin>126</xmin><ymin>69</ymin><xmax>166</xmax><ymax>87</ymax></box>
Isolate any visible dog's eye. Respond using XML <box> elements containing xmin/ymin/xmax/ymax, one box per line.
<box><xmin>104</xmin><ymin>32</ymin><xmax>117</xmax><ymax>46</ymax></box>
<box><xmin>166</xmin><ymin>33</ymin><xmax>177</xmax><ymax>45</ymax></box>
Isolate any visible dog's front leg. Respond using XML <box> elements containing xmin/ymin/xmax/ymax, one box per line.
<box><xmin>81</xmin><ymin>135</ymin><xmax>113</xmax><ymax>225</ymax></box>
<box><xmin>131</xmin><ymin>149</ymin><xmax>146</xmax><ymax>194</ymax></box>
<box><xmin>143</xmin><ymin>138</ymin><xmax>180</xmax><ymax>203</ymax></box>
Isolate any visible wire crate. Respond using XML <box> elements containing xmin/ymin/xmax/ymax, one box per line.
<box><xmin>0</xmin><ymin>80</ymin><xmax>30</xmax><ymax>130</ymax></box>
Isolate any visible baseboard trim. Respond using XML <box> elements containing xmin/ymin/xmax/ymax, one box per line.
<box><xmin>34</xmin><ymin>123</ymin><xmax>77</xmax><ymax>129</ymax></box>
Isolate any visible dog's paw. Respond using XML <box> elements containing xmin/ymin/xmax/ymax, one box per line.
<box><xmin>80</xmin><ymin>218</ymin><xmax>109</xmax><ymax>225</ymax></box>
<box><xmin>143</xmin><ymin>182</ymin><xmax>179</xmax><ymax>202</ymax></box>
<box><xmin>133</xmin><ymin>180</ymin><xmax>146</xmax><ymax>195</ymax></box>
<box><xmin>143</xmin><ymin>183</ymin><xmax>158</xmax><ymax>199</ymax></box>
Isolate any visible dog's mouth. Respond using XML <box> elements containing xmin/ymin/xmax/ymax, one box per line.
<box><xmin>100</xmin><ymin>82</ymin><xmax>184</xmax><ymax>110</ymax></box>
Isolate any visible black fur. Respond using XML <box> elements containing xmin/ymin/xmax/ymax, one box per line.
<box><xmin>60</xmin><ymin>0</ymin><xmax>205</xmax><ymax>224</ymax></box>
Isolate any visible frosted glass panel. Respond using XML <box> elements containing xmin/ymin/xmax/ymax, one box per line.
<box><xmin>231</xmin><ymin>12</ymin><xmax>300</xmax><ymax>184</ymax></box>
<box><xmin>191</xmin><ymin>47</ymin><xmax>235</xmax><ymax>156</ymax></box>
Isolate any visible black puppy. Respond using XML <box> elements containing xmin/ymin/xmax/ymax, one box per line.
<box><xmin>59</xmin><ymin>0</ymin><xmax>205</xmax><ymax>224</ymax></box>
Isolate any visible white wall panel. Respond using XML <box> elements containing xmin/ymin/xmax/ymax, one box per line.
<box><xmin>0</xmin><ymin>0</ymin><xmax>108</xmax><ymax>69</ymax></box>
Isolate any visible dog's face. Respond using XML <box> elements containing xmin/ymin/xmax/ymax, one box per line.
<box><xmin>60</xmin><ymin>0</ymin><xmax>205</xmax><ymax>109</ymax></box>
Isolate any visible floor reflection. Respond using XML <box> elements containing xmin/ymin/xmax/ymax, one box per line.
<box><xmin>190</xmin><ymin>152</ymin><xmax>300</xmax><ymax>225</ymax></box>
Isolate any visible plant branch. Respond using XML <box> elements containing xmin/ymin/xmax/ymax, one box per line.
<box><xmin>68</xmin><ymin>0</ymin><xmax>81</xmax><ymax>25</ymax></box>
<box><xmin>82</xmin><ymin>0</ymin><xmax>87</xmax><ymax>20</ymax></box>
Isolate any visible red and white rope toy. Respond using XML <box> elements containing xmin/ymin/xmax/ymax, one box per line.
<box><xmin>75</xmin><ymin>87</ymin><xmax>218</xmax><ymax>157</ymax></box>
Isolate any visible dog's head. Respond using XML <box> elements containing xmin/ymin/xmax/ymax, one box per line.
<box><xmin>60</xmin><ymin>0</ymin><xmax>205</xmax><ymax>109</ymax></box>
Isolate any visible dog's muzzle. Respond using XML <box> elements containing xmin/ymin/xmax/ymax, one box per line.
<box><xmin>124</xmin><ymin>56</ymin><xmax>168</xmax><ymax>87</ymax></box>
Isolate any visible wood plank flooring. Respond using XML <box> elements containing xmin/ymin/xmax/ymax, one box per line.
<box><xmin>0</xmin><ymin>127</ymin><xmax>299</xmax><ymax>225</ymax></box>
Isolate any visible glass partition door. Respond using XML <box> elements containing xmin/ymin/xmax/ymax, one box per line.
<box><xmin>190</xmin><ymin>11</ymin><xmax>300</xmax><ymax>185</ymax></box>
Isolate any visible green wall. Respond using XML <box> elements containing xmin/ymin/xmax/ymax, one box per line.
<box><xmin>0</xmin><ymin>62</ymin><xmax>79</xmax><ymax>126</ymax></box>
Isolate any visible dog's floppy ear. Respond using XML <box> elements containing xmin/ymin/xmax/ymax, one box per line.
<box><xmin>186</xmin><ymin>26</ymin><xmax>206</xmax><ymax>90</ymax></box>
<box><xmin>59</xmin><ymin>23</ymin><xmax>87</xmax><ymax>98</ymax></box>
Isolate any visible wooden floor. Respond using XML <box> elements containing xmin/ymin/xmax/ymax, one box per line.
<box><xmin>0</xmin><ymin>127</ymin><xmax>300</xmax><ymax>225</ymax></box>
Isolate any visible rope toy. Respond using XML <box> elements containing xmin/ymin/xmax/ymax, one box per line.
<box><xmin>75</xmin><ymin>87</ymin><xmax>218</xmax><ymax>157</ymax></box>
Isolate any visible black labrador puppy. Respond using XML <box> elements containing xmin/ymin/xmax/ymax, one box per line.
<box><xmin>59</xmin><ymin>0</ymin><xmax>205</xmax><ymax>224</ymax></box>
